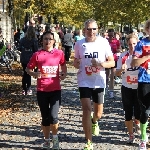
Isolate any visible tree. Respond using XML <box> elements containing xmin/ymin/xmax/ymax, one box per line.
<box><xmin>12</xmin><ymin>0</ymin><xmax>150</xmax><ymax>29</ymax></box>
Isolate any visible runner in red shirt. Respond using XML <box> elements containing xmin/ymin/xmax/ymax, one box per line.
<box><xmin>26</xmin><ymin>31</ymin><xmax>67</xmax><ymax>149</ymax></box>
<box><xmin>106</xmin><ymin>29</ymin><xmax>121</xmax><ymax>98</ymax></box>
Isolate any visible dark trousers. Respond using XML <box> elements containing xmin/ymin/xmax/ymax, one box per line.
<box><xmin>65</xmin><ymin>45</ymin><xmax>72</xmax><ymax>61</ymax></box>
<box><xmin>37</xmin><ymin>90</ymin><xmax>61</xmax><ymax>125</ymax></box>
<box><xmin>21</xmin><ymin>63</ymin><xmax>31</xmax><ymax>91</ymax></box>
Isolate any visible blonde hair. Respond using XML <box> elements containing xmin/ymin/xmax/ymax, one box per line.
<box><xmin>25</xmin><ymin>26</ymin><xmax>36</xmax><ymax>40</ymax></box>
<box><xmin>126</xmin><ymin>33</ymin><xmax>138</xmax><ymax>43</ymax></box>
<box><xmin>144</xmin><ymin>19</ymin><xmax>150</xmax><ymax>33</ymax></box>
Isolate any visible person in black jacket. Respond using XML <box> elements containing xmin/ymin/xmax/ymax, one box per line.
<box><xmin>19</xmin><ymin>26</ymin><xmax>38</xmax><ymax>95</ymax></box>
<box><xmin>63</xmin><ymin>29</ymin><xmax>73</xmax><ymax>61</ymax></box>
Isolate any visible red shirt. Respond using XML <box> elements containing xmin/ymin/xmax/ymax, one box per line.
<box><xmin>107</xmin><ymin>38</ymin><xmax>120</xmax><ymax>61</ymax></box>
<box><xmin>27</xmin><ymin>49</ymin><xmax>65</xmax><ymax>92</ymax></box>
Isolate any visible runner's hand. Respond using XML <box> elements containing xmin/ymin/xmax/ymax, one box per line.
<box><xmin>59</xmin><ymin>72</ymin><xmax>66</xmax><ymax>80</ymax></box>
<box><xmin>35</xmin><ymin>69</ymin><xmax>41</xmax><ymax>78</ymax></box>
<box><xmin>91</xmin><ymin>58</ymin><xmax>100</xmax><ymax>67</ymax></box>
<box><xmin>122</xmin><ymin>64</ymin><xmax>127</xmax><ymax>71</ymax></box>
<box><xmin>73</xmin><ymin>58</ymin><xmax>80</xmax><ymax>69</ymax></box>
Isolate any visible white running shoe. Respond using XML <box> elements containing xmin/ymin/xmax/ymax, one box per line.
<box><xmin>138</xmin><ymin>141</ymin><xmax>146</xmax><ymax>150</ymax></box>
<box><xmin>42</xmin><ymin>139</ymin><xmax>50</xmax><ymax>149</ymax></box>
<box><xmin>114</xmin><ymin>77</ymin><xmax>120</xmax><ymax>84</ymax></box>
<box><xmin>52</xmin><ymin>137</ymin><xmax>59</xmax><ymax>149</ymax></box>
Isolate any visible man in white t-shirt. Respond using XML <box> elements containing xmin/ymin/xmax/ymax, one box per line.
<box><xmin>73</xmin><ymin>19</ymin><xmax>115</xmax><ymax>150</ymax></box>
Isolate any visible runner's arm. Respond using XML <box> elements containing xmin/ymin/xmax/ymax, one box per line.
<box><xmin>130</xmin><ymin>40</ymin><xmax>148</xmax><ymax>67</ymax></box>
<box><xmin>26</xmin><ymin>68</ymin><xmax>38</xmax><ymax>77</ymax></box>
<box><xmin>73</xmin><ymin>42</ymin><xmax>80</xmax><ymax>69</ymax></box>
<box><xmin>131</xmin><ymin>55</ymin><xmax>150</xmax><ymax>67</ymax></box>
<box><xmin>101</xmin><ymin>55</ymin><xmax>115</xmax><ymax>68</ymax></box>
<box><xmin>25</xmin><ymin>53</ymin><xmax>38</xmax><ymax>77</ymax></box>
<box><xmin>60</xmin><ymin>63</ymin><xmax>67</xmax><ymax>77</ymax></box>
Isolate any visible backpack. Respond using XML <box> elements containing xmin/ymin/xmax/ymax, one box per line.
<box><xmin>20</xmin><ymin>37</ymin><xmax>36</xmax><ymax>64</ymax></box>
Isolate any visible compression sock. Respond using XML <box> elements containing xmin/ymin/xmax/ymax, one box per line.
<box><xmin>140</xmin><ymin>122</ymin><xmax>148</xmax><ymax>141</ymax></box>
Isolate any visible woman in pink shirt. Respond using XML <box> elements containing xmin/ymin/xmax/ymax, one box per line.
<box><xmin>26</xmin><ymin>31</ymin><xmax>67</xmax><ymax>149</ymax></box>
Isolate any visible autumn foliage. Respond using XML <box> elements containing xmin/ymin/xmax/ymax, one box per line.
<box><xmin>12</xmin><ymin>0</ymin><xmax>150</xmax><ymax>28</ymax></box>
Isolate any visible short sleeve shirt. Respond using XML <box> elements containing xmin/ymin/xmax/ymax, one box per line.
<box><xmin>133</xmin><ymin>38</ymin><xmax>150</xmax><ymax>83</ymax></box>
<box><xmin>27</xmin><ymin>49</ymin><xmax>65</xmax><ymax>92</ymax></box>
<box><xmin>74</xmin><ymin>36</ymin><xmax>113</xmax><ymax>88</ymax></box>
<box><xmin>117</xmin><ymin>51</ymin><xmax>139</xmax><ymax>89</ymax></box>
<box><xmin>108</xmin><ymin>38</ymin><xmax>120</xmax><ymax>61</ymax></box>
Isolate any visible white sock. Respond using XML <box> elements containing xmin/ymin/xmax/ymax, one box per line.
<box><xmin>45</xmin><ymin>138</ymin><xmax>49</xmax><ymax>141</ymax></box>
<box><xmin>53</xmin><ymin>135</ymin><xmax>58</xmax><ymax>138</ymax></box>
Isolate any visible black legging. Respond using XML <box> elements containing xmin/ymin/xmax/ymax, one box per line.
<box><xmin>65</xmin><ymin>46</ymin><xmax>72</xmax><ymax>61</ymax></box>
<box><xmin>21</xmin><ymin>63</ymin><xmax>31</xmax><ymax>91</ymax></box>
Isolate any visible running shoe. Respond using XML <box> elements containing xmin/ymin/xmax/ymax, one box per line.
<box><xmin>91</xmin><ymin>112</ymin><xmax>99</xmax><ymax>136</ymax></box>
<box><xmin>52</xmin><ymin>137</ymin><xmax>59</xmax><ymax>150</ymax></box>
<box><xmin>22</xmin><ymin>90</ymin><xmax>26</xmax><ymax>95</ymax></box>
<box><xmin>42</xmin><ymin>139</ymin><xmax>50</xmax><ymax>149</ymax></box>
<box><xmin>84</xmin><ymin>142</ymin><xmax>93</xmax><ymax>150</ymax></box>
<box><xmin>127</xmin><ymin>134</ymin><xmax>135</xmax><ymax>144</ymax></box>
<box><xmin>138</xmin><ymin>140</ymin><xmax>146</xmax><ymax>150</ymax></box>
<box><xmin>92</xmin><ymin>122</ymin><xmax>99</xmax><ymax>136</ymax></box>
<box><xmin>27</xmin><ymin>89</ymin><xmax>32</xmax><ymax>95</ymax></box>
<box><xmin>114</xmin><ymin>77</ymin><xmax>120</xmax><ymax>84</ymax></box>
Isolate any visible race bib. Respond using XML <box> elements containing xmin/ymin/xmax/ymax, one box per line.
<box><xmin>126</xmin><ymin>75</ymin><xmax>138</xmax><ymax>85</ymax></box>
<box><xmin>85</xmin><ymin>65</ymin><xmax>100</xmax><ymax>76</ymax></box>
<box><xmin>41</xmin><ymin>66</ymin><xmax>58</xmax><ymax>78</ymax></box>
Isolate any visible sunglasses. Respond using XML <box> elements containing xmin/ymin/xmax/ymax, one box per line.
<box><xmin>86</xmin><ymin>28</ymin><xmax>97</xmax><ymax>31</ymax></box>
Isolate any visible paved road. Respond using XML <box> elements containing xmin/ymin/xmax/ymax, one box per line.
<box><xmin>0</xmin><ymin>65</ymin><xmax>150</xmax><ymax>150</ymax></box>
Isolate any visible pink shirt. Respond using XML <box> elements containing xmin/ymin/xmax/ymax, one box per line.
<box><xmin>107</xmin><ymin>38</ymin><xmax>120</xmax><ymax>61</ymax></box>
<box><xmin>27</xmin><ymin>49</ymin><xmax>65</xmax><ymax>92</ymax></box>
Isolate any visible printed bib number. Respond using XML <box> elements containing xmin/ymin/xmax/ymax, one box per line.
<box><xmin>41</xmin><ymin>66</ymin><xmax>58</xmax><ymax>78</ymax></box>
<box><xmin>85</xmin><ymin>66</ymin><xmax>100</xmax><ymax>76</ymax></box>
<box><xmin>126</xmin><ymin>75</ymin><xmax>138</xmax><ymax>85</ymax></box>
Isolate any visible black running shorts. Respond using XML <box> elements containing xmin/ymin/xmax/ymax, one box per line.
<box><xmin>79</xmin><ymin>87</ymin><xmax>104</xmax><ymax>104</ymax></box>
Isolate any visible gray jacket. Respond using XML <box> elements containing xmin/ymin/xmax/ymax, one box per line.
<box><xmin>63</xmin><ymin>33</ymin><xmax>73</xmax><ymax>46</ymax></box>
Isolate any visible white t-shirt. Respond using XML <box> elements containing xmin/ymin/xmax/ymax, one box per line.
<box><xmin>117</xmin><ymin>51</ymin><xmax>139</xmax><ymax>89</ymax></box>
<box><xmin>74</xmin><ymin>37</ymin><xmax>113</xmax><ymax>88</ymax></box>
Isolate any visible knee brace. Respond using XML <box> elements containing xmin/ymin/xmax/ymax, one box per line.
<box><xmin>42</xmin><ymin>117</ymin><xmax>50</xmax><ymax>126</ymax></box>
<box><xmin>124</xmin><ymin>110</ymin><xmax>133</xmax><ymax>121</ymax></box>
<box><xmin>140</xmin><ymin>107</ymin><xmax>150</xmax><ymax>124</ymax></box>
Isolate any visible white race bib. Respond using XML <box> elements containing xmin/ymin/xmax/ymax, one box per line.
<box><xmin>126</xmin><ymin>75</ymin><xmax>138</xmax><ymax>85</ymax></box>
<box><xmin>41</xmin><ymin>66</ymin><xmax>58</xmax><ymax>78</ymax></box>
<box><xmin>85</xmin><ymin>65</ymin><xmax>100</xmax><ymax>76</ymax></box>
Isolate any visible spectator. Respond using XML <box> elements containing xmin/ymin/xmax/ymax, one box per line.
<box><xmin>51</xmin><ymin>27</ymin><xmax>61</xmax><ymax>49</ymax></box>
<box><xmin>19</xmin><ymin>26</ymin><xmax>38</xmax><ymax>95</ymax></box>
<box><xmin>74</xmin><ymin>30</ymin><xmax>84</xmax><ymax>42</ymax></box>
<box><xmin>63</xmin><ymin>29</ymin><xmax>73</xmax><ymax>61</ymax></box>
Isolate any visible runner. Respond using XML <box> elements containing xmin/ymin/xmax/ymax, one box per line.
<box><xmin>116</xmin><ymin>34</ymin><xmax>141</xmax><ymax>144</ymax></box>
<box><xmin>106</xmin><ymin>29</ymin><xmax>121</xmax><ymax>98</ymax></box>
<box><xmin>19</xmin><ymin>26</ymin><xmax>38</xmax><ymax>95</ymax></box>
<box><xmin>26</xmin><ymin>31</ymin><xmax>67</xmax><ymax>149</ymax></box>
<box><xmin>131</xmin><ymin>19</ymin><xmax>150</xmax><ymax>150</ymax></box>
<box><xmin>73</xmin><ymin>19</ymin><xmax>115</xmax><ymax>150</ymax></box>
